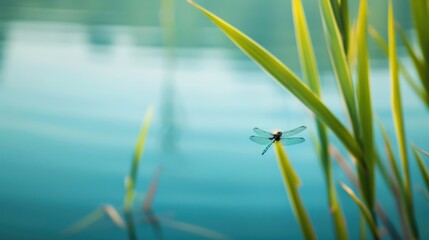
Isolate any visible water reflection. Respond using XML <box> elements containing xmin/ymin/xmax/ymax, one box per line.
<box><xmin>159</xmin><ymin>0</ymin><xmax>182</xmax><ymax>154</ymax></box>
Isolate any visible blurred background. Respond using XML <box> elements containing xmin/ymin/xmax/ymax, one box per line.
<box><xmin>0</xmin><ymin>0</ymin><xmax>427</xmax><ymax>239</ymax></box>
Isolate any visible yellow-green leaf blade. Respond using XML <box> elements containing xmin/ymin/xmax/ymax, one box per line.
<box><xmin>274</xmin><ymin>142</ymin><xmax>316</xmax><ymax>240</ymax></box>
<box><xmin>292</xmin><ymin>0</ymin><xmax>347</xmax><ymax>238</ymax></box>
<box><xmin>319</xmin><ymin>0</ymin><xmax>360</xmax><ymax>138</ymax></box>
<box><xmin>356</xmin><ymin>0</ymin><xmax>375</xmax><ymax>210</ymax></box>
<box><xmin>64</xmin><ymin>208</ymin><xmax>105</xmax><ymax>233</ymax></box>
<box><xmin>410</xmin><ymin>0</ymin><xmax>429</xmax><ymax>65</ymax></box>
<box><xmin>379</xmin><ymin>123</ymin><xmax>403</xmax><ymax>190</ymax></box>
<box><xmin>388</xmin><ymin>0</ymin><xmax>410</xmax><ymax>209</ymax></box>
<box><xmin>369</xmin><ymin>26</ymin><xmax>428</xmax><ymax>106</ymax></box>
<box><xmin>388</xmin><ymin>2</ymin><xmax>419</xmax><ymax>238</ymax></box>
<box><xmin>340</xmin><ymin>183</ymin><xmax>379</xmax><ymax>239</ymax></box>
<box><xmin>396</xmin><ymin>24</ymin><xmax>429</xmax><ymax>95</ymax></box>
<box><xmin>412</xmin><ymin>145</ymin><xmax>429</xmax><ymax>191</ymax></box>
<box><xmin>188</xmin><ymin>0</ymin><xmax>362</xmax><ymax>159</ymax></box>
<box><xmin>124</xmin><ymin>107</ymin><xmax>154</xmax><ymax>211</ymax></box>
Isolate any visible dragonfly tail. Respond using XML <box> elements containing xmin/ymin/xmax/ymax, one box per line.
<box><xmin>261</xmin><ymin>141</ymin><xmax>274</xmax><ymax>155</ymax></box>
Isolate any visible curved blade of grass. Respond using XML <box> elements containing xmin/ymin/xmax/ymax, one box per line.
<box><xmin>408</xmin><ymin>0</ymin><xmax>429</xmax><ymax>107</ymax></box>
<box><xmin>396</xmin><ymin>24</ymin><xmax>429</xmax><ymax>96</ymax></box>
<box><xmin>124</xmin><ymin>107</ymin><xmax>154</xmax><ymax>211</ymax></box>
<box><xmin>123</xmin><ymin>107</ymin><xmax>153</xmax><ymax>240</ymax></box>
<box><xmin>356</xmin><ymin>0</ymin><xmax>375</xmax><ymax>211</ymax></box>
<box><xmin>409</xmin><ymin>0</ymin><xmax>429</xmax><ymax>67</ymax></box>
<box><xmin>396</xmin><ymin>25</ymin><xmax>425</xmax><ymax>81</ymax></box>
<box><xmin>374</xmin><ymin>153</ymin><xmax>407</xmax><ymax>240</ymax></box>
<box><xmin>340</xmin><ymin>183</ymin><xmax>379</xmax><ymax>239</ymax></box>
<box><xmin>369</xmin><ymin>26</ymin><xmax>428</xmax><ymax>106</ymax></box>
<box><xmin>379</xmin><ymin>123</ymin><xmax>403</xmax><ymax>190</ymax></box>
<box><xmin>274</xmin><ymin>141</ymin><xmax>316</xmax><ymax>240</ymax></box>
<box><xmin>64</xmin><ymin>205</ymin><xmax>125</xmax><ymax>233</ymax></box>
<box><xmin>412</xmin><ymin>145</ymin><xmax>429</xmax><ymax>191</ymax></box>
<box><xmin>330</xmin><ymin>145</ymin><xmax>403</xmax><ymax>239</ymax></box>
<box><xmin>64</xmin><ymin>208</ymin><xmax>105</xmax><ymax>233</ymax></box>
<box><xmin>103</xmin><ymin>205</ymin><xmax>126</xmax><ymax>228</ymax></box>
<box><xmin>159</xmin><ymin>217</ymin><xmax>228</xmax><ymax>240</ymax></box>
<box><xmin>143</xmin><ymin>166</ymin><xmax>163</xmax><ymax>212</ymax></box>
<box><xmin>417</xmin><ymin>147</ymin><xmax>429</xmax><ymax>157</ymax></box>
<box><xmin>187</xmin><ymin>0</ymin><xmax>362</xmax><ymax>159</ymax></box>
<box><xmin>292</xmin><ymin>0</ymin><xmax>347</xmax><ymax>238</ymax></box>
<box><xmin>319</xmin><ymin>0</ymin><xmax>360</xmax><ymax>139</ymax></box>
<box><xmin>388</xmin><ymin>3</ymin><xmax>419</xmax><ymax>238</ymax></box>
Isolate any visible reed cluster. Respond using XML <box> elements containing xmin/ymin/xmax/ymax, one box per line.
<box><xmin>189</xmin><ymin>0</ymin><xmax>429</xmax><ymax>239</ymax></box>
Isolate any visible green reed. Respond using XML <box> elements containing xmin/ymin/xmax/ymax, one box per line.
<box><xmin>274</xmin><ymin>141</ymin><xmax>316</xmax><ymax>240</ymax></box>
<box><xmin>292</xmin><ymin>0</ymin><xmax>347</xmax><ymax>238</ymax></box>
<box><xmin>188</xmin><ymin>0</ymin><xmax>426</xmax><ymax>239</ymax></box>
<box><xmin>370</xmin><ymin>1</ymin><xmax>429</xmax><ymax>109</ymax></box>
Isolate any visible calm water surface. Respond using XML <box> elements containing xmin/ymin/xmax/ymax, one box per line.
<box><xmin>0</xmin><ymin>20</ymin><xmax>428</xmax><ymax>240</ymax></box>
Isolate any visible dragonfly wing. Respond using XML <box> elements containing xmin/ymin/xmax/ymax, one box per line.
<box><xmin>282</xmin><ymin>126</ymin><xmax>306</xmax><ymax>137</ymax></box>
<box><xmin>249</xmin><ymin>136</ymin><xmax>273</xmax><ymax>145</ymax></box>
<box><xmin>262</xmin><ymin>141</ymin><xmax>274</xmax><ymax>155</ymax></box>
<box><xmin>253</xmin><ymin>127</ymin><xmax>273</xmax><ymax>138</ymax></box>
<box><xmin>280</xmin><ymin>137</ymin><xmax>305</xmax><ymax>146</ymax></box>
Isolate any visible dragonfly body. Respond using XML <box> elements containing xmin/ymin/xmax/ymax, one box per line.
<box><xmin>269</xmin><ymin>131</ymin><xmax>282</xmax><ymax>141</ymax></box>
<box><xmin>249</xmin><ymin>126</ymin><xmax>306</xmax><ymax>155</ymax></box>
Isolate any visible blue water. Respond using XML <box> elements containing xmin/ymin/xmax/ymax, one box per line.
<box><xmin>0</xmin><ymin>21</ymin><xmax>428</xmax><ymax>240</ymax></box>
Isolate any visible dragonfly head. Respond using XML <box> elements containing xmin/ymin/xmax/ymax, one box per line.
<box><xmin>273</xmin><ymin>131</ymin><xmax>282</xmax><ymax>141</ymax></box>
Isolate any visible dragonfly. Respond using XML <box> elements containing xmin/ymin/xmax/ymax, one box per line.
<box><xmin>249</xmin><ymin>126</ymin><xmax>306</xmax><ymax>155</ymax></box>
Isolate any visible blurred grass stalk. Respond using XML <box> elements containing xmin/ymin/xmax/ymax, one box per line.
<box><xmin>188</xmin><ymin>0</ymin><xmax>424</xmax><ymax>239</ymax></box>
<box><xmin>411</xmin><ymin>145</ymin><xmax>429</xmax><ymax>191</ymax></box>
<box><xmin>123</xmin><ymin>107</ymin><xmax>153</xmax><ymax>240</ymax></box>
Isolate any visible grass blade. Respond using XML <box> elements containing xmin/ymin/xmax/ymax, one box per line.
<box><xmin>388</xmin><ymin>2</ymin><xmax>419</xmax><ymax>238</ymax></box>
<box><xmin>388</xmin><ymin>0</ymin><xmax>410</xmax><ymax>214</ymax></box>
<box><xmin>412</xmin><ymin>145</ymin><xmax>429</xmax><ymax>191</ymax></box>
<box><xmin>292</xmin><ymin>0</ymin><xmax>347</xmax><ymax>238</ymax></box>
<box><xmin>379</xmin><ymin>123</ymin><xmax>403</xmax><ymax>189</ymax></box>
<box><xmin>374</xmin><ymin>150</ymin><xmax>413</xmax><ymax>239</ymax></box>
<box><xmin>396</xmin><ymin>24</ymin><xmax>429</xmax><ymax>95</ymax></box>
<box><xmin>328</xmin><ymin>0</ymin><xmax>349</xmax><ymax>54</ymax></box>
<box><xmin>64</xmin><ymin>208</ymin><xmax>105</xmax><ymax>233</ymax></box>
<box><xmin>123</xmin><ymin>107</ymin><xmax>153</xmax><ymax>240</ymax></box>
<box><xmin>347</xmin><ymin>22</ymin><xmax>358</xmax><ymax>68</ymax></box>
<box><xmin>417</xmin><ymin>147</ymin><xmax>429</xmax><ymax>157</ymax></box>
<box><xmin>124</xmin><ymin>107</ymin><xmax>154</xmax><ymax>211</ymax></box>
<box><xmin>187</xmin><ymin>0</ymin><xmax>362</xmax><ymax>159</ymax></box>
<box><xmin>340</xmin><ymin>183</ymin><xmax>379</xmax><ymax>239</ymax></box>
<box><xmin>339</xmin><ymin>0</ymin><xmax>350</xmax><ymax>55</ymax></box>
<box><xmin>369</xmin><ymin>26</ymin><xmax>429</xmax><ymax>106</ymax></box>
<box><xmin>356</xmin><ymin>0</ymin><xmax>375</xmax><ymax>210</ymax></box>
<box><xmin>409</xmin><ymin>0</ymin><xmax>429</xmax><ymax>66</ymax></box>
<box><xmin>274</xmin><ymin>141</ymin><xmax>316</xmax><ymax>240</ymax></box>
<box><xmin>143</xmin><ymin>166</ymin><xmax>163</xmax><ymax>212</ymax></box>
<box><xmin>159</xmin><ymin>218</ymin><xmax>228</xmax><ymax>240</ymax></box>
<box><xmin>64</xmin><ymin>205</ymin><xmax>125</xmax><ymax>233</ymax></box>
<box><xmin>330</xmin><ymin>145</ymin><xmax>404</xmax><ymax>239</ymax></box>
<box><xmin>319</xmin><ymin>0</ymin><xmax>360</xmax><ymax>138</ymax></box>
